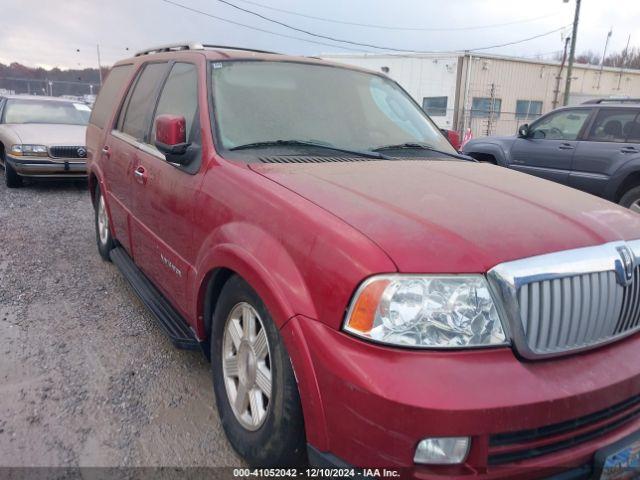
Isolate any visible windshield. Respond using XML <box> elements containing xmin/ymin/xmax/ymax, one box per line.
<box><xmin>211</xmin><ymin>61</ymin><xmax>455</xmax><ymax>154</ymax></box>
<box><xmin>3</xmin><ymin>99</ymin><xmax>91</xmax><ymax>125</ymax></box>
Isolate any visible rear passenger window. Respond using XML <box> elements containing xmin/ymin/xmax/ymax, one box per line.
<box><xmin>118</xmin><ymin>63</ymin><xmax>168</xmax><ymax>141</ymax></box>
<box><xmin>89</xmin><ymin>64</ymin><xmax>132</xmax><ymax>129</ymax></box>
<box><xmin>587</xmin><ymin>109</ymin><xmax>639</xmax><ymax>143</ymax></box>
<box><xmin>151</xmin><ymin>63</ymin><xmax>199</xmax><ymax>143</ymax></box>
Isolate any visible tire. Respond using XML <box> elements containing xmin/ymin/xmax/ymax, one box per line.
<box><xmin>619</xmin><ymin>186</ymin><xmax>640</xmax><ymax>214</ymax></box>
<box><xmin>94</xmin><ymin>185</ymin><xmax>114</xmax><ymax>260</ymax></box>
<box><xmin>211</xmin><ymin>275</ymin><xmax>306</xmax><ymax>467</ymax></box>
<box><xmin>4</xmin><ymin>160</ymin><xmax>23</xmax><ymax>188</ymax></box>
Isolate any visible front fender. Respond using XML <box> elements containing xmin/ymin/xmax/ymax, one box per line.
<box><xmin>463</xmin><ymin>141</ymin><xmax>508</xmax><ymax>166</ymax></box>
<box><xmin>192</xmin><ymin>221</ymin><xmax>316</xmax><ymax>338</ymax></box>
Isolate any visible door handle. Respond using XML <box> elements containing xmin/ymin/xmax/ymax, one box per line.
<box><xmin>621</xmin><ymin>147</ymin><xmax>638</xmax><ymax>154</ymax></box>
<box><xmin>558</xmin><ymin>143</ymin><xmax>574</xmax><ymax>150</ymax></box>
<box><xmin>134</xmin><ymin>166</ymin><xmax>147</xmax><ymax>185</ymax></box>
<box><xmin>101</xmin><ymin>145</ymin><xmax>111</xmax><ymax>159</ymax></box>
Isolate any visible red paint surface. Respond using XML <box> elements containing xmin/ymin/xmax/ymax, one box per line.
<box><xmin>86</xmin><ymin>49</ymin><xmax>640</xmax><ymax>476</ymax></box>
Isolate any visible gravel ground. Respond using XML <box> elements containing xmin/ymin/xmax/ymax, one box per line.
<box><xmin>0</xmin><ymin>171</ymin><xmax>243</xmax><ymax>474</ymax></box>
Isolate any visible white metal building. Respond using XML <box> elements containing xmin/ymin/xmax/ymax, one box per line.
<box><xmin>321</xmin><ymin>52</ymin><xmax>640</xmax><ymax>137</ymax></box>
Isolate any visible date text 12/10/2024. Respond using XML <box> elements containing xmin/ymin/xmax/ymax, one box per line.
<box><xmin>233</xmin><ymin>469</ymin><xmax>401</xmax><ymax>477</ymax></box>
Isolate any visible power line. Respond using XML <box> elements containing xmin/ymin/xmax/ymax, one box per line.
<box><xmin>467</xmin><ymin>27</ymin><xmax>570</xmax><ymax>52</ymax></box>
<box><xmin>231</xmin><ymin>0</ymin><xmax>561</xmax><ymax>32</ymax></box>
<box><xmin>162</xmin><ymin>0</ymin><xmax>571</xmax><ymax>54</ymax></box>
<box><xmin>160</xmin><ymin>0</ymin><xmax>372</xmax><ymax>53</ymax></box>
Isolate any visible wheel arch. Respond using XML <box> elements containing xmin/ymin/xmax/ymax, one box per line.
<box><xmin>88</xmin><ymin>171</ymin><xmax>99</xmax><ymax>207</ymax></box>
<box><xmin>615</xmin><ymin>170</ymin><xmax>640</xmax><ymax>203</ymax></box>
<box><xmin>194</xmin><ymin>229</ymin><xmax>317</xmax><ymax>344</ymax></box>
<box><xmin>464</xmin><ymin>142</ymin><xmax>507</xmax><ymax>166</ymax></box>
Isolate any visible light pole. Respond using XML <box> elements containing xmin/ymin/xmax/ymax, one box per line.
<box><xmin>96</xmin><ymin>44</ymin><xmax>103</xmax><ymax>86</ymax></box>
<box><xmin>563</xmin><ymin>0</ymin><xmax>582</xmax><ymax>106</ymax></box>
<box><xmin>597</xmin><ymin>29</ymin><xmax>613</xmax><ymax>89</ymax></box>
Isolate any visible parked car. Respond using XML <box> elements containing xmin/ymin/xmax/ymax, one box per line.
<box><xmin>440</xmin><ymin>128</ymin><xmax>462</xmax><ymax>151</ymax></box>
<box><xmin>462</xmin><ymin>100</ymin><xmax>640</xmax><ymax>212</ymax></box>
<box><xmin>87</xmin><ymin>43</ymin><xmax>640</xmax><ymax>478</ymax></box>
<box><xmin>0</xmin><ymin>95</ymin><xmax>90</xmax><ymax>187</ymax></box>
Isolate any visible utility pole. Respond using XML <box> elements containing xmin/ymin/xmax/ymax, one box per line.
<box><xmin>563</xmin><ymin>0</ymin><xmax>581</xmax><ymax>106</ymax></box>
<box><xmin>617</xmin><ymin>34</ymin><xmax>631</xmax><ymax>91</ymax></box>
<box><xmin>597</xmin><ymin>29</ymin><xmax>613</xmax><ymax>89</ymax></box>
<box><xmin>96</xmin><ymin>44</ymin><xmax>103</xmax><ymax>86</ymax></box>
<box><xmin>553</xmin><ymin>36</ymin><xmax>571</xmax><ymax>109</ymax></box>
<box><xmin>486</xmin><ymin>83</ymin><xmax>496</xmax><ymax>137</ymax></box>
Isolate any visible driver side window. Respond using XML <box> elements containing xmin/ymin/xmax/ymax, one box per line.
<box><xmin>530</xmin><ymin>109</ymin><xmax>591</xmax><ymax>141</ymax></box>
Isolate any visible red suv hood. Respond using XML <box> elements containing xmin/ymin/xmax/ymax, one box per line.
<box><xmin>250</xmin><ymin>160</ymin><xmax>640</xmax><ymax>273</ymax></box>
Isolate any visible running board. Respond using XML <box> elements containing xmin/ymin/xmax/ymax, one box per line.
<box><xmin>110</xmin><ymin>246</ymin><xmax>199</xmax><ymax>350</ymax></box>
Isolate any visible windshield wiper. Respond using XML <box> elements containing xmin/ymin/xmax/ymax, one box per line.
<box><xmin>229</xmin><ymin>139</ymin><xmax>388</xmax><ymax>159</ymax></box>
<box><xmin>372</xmin><ymin>142</ymin><xmax>474</xmax><ymax>161</ymax></box>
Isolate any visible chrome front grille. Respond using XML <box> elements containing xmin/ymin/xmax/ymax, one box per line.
<box><xmin>489</xmin><ymin>240</ymin><xmax>640</xmax><ymax>359</ymax></box>
<box><xmin>49</xmin><ymin>145</ymin><xmax>86</xmax><ymax>159</ymax></box>
<box><xmin>618</xmin><ymin>265</ymin><xmax>640</xmax><ymax>333</ymax></box>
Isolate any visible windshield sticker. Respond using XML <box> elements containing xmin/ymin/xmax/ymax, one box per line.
<box><xmin>73</xmin><ymin>103</ymin><xmax>91</xmax><ymax>111</ymax></box>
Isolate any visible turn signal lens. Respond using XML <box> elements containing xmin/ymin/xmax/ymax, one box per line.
<box><xmin>345</xmin><ymin>279</ymin><xmax>390</xmax><ymax>333</ymax></box>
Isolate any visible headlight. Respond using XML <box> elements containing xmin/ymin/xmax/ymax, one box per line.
<box><xmin>343</xmin><ymin>275</ymin><xmax>507</xmax><ymax>348</ymax></box>
<box><xmin>10</xmin><ymin>144</ymin><xmax>49</xmax><ymax>157</ymax></box>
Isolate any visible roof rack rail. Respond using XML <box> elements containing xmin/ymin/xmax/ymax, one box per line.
<box><xmin>582</xmin><ymin>98</ymin><xmax>640</xmax><ymax>105</ymax></box>
<box><xmin>135</xmin><ymin>43</ymin><xmax>281</xmax><ymax>57</ymax></box>
<box><xmin>201</xmin><ymin>44</ymin><xmax>281</xmax><ymax>55</ymax></box>
<box><xmin>135</xmin><ymin>42</ymin><xmax>204</xmax><ymax>57</ymax></box>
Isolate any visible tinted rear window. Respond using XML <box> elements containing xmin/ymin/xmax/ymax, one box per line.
<box><xmin>89</xmin><ymin>64</ymin><xmax>133</xmax><ymax>129</ymax></box>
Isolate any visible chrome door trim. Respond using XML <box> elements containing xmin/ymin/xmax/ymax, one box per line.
<box><xmin>111</xmin><ymin>129</ymin><xmax>166</xmax><ymax>162</ymax></box>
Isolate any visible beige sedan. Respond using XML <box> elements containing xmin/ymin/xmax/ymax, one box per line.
<box><xmin>0</xmin><ymin>95</ymin><xmax>89</xmax><ymax>187</ymax></box>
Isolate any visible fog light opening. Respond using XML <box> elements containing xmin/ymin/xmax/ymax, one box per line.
<box><xmin>413</xmin><ymin>437</ymin><xmax>470</xmax><ymax>465</ymax></box>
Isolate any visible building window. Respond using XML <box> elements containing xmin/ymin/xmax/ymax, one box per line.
<box><xmin>422</xmin><ymin>96</ymin><xmax>448</xmax><ymax>116</ymax></box>
<box><xmin>516</xmin><ymin>100</ymin><xmax>543</xmax><ymax>119</ymax></box>
<box><xmin>471</xmin><ymin>97</ymin><xmax>502</xmax><ymax>118</ymax></box>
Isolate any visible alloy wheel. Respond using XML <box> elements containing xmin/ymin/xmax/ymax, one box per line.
<box><xmin>97</xmin><ymin>194</ymin><xmax>110</xmax><ymax>246</ymax></box>
<box><xmin>222</xmin><ymin>302</ymin><xmax>272</xmax><ymax>431</ymax></box>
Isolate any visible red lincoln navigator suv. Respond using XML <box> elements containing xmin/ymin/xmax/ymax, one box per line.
<box><xmin>86</xmin><ymin>43</ymin><xmax>640</xmax><ymax>478</ymax></box>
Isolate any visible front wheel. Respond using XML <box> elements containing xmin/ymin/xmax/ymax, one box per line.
<box><xmin>619</xmin><ymin>186</ymin><xmax>640</xmax><ymax>214</ymax></box>
<box><xmin>4</xmin><ymin>160</ymin><xmax>23</xmax><ymax>188</ymax></box>
<box><xmin>211</xmin><ymin>275</ymin><xmax>306</xmax><ymax>467</ymax></box>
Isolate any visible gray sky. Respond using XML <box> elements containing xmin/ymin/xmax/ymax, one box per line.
<box><xmin>1</xmin><ymin>0</ymin><xmax>638</xmax><ymax>69</ymax></box>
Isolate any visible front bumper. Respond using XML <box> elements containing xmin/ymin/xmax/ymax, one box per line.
<box><xmin>7</xmin><ymin>155</ymin><xmax>86</xmax><ymax>178</ymax></box>
<box><xmin>284</xmin><ymin>316</ymin><xmax>640</xmax><ymax>479</ymax></box>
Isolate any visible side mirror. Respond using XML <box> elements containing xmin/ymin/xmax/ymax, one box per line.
<box><xmin>155</xmin><ymin>114</ymin><xmax>190</xmax><ymax>158</ymax></box>
<box><xmin>518</xmin><ymin>124</ymin><xmax>530</xmax><ymax>138</ymax></box>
